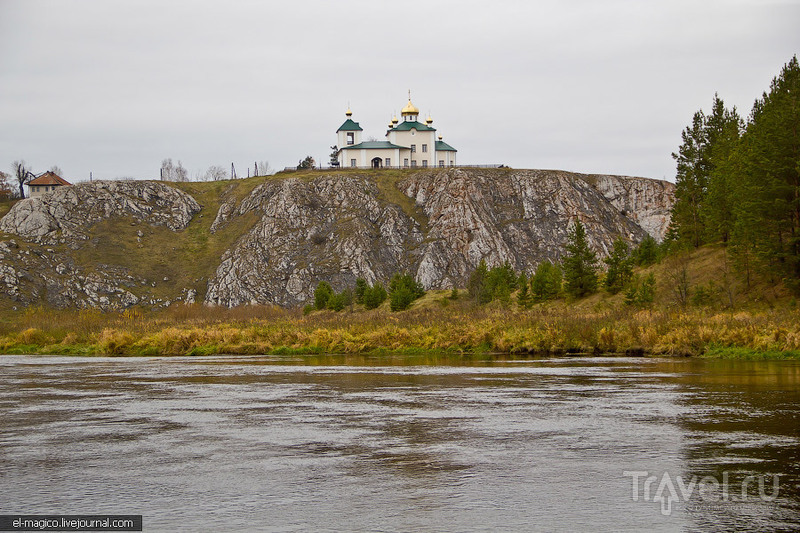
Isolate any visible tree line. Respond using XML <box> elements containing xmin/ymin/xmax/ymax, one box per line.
<box><xmin>309</xmin><ymin>220</ymin><xmax>665</xmax><ymax>313</ymax></box>
<box><xmin>668</xmin><ymin>55</ymin><xmax>800</xmax><ymax>290</ymax></box>
<box><xmin>467</xmin><ymin>221</ymin><xmax>661</xmax><ymax>308</ymax></box>
<box><xmin>310</xmin><ymin>272</ymin><xmax>425</xmax><ymax>313</ymax></box>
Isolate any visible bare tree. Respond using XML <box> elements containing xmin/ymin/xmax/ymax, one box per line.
<box><xmin>255</xmin><ymin>160</ymin><xmax>273</xmax><ymax>176</ymax></box>
<box><xmin>204</xmin><ymin>165</ymin><xmax>228</xmax><ymax>181</ymax></box>
<box><xmin>12</xmin><ymin>160</ymin><xmax>34</xmax><ymax>199</ymax></box>
<box><xmin>160</xmin><ymin>158</ymin><xmax>188</xmax><ymax>182</ymax></box>
<box><xmin>49</xmin><ymin>165</ymin><xmax>64</xmax><ymax>176</ymax></box>
<box><xmin>0</xmin><ymin>171</ymin><xmax>12</xmax><ymax>200</ymax></box>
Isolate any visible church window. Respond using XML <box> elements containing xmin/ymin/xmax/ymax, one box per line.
<box><xmin>411</xmin><ymin>160</ymin><xmax>417</xmax><ymax>167</ymax></box>
<box><xmin>350</xmin><ymin>159</ymin><xmax>357</xmax><ymax>167</ymax></box>
<box><xmin>403</xmin><ymin>158</ymin><xmax>409</xmax><ymax>167</ymax></box>
<box><xmin>439</xmin><ymin>160</ymin><xmax>445</xmax><ymax>167</ymax></box>
<box><xmin>347</xmin><ymin>133</ymin><xmax>354</xmax><ymax>145</ymax></box>
<box><xmin>422</xmin><ymin>144</ymin><xmax>427</xmax><ymax>153</ymax></box>
<box><xmin>385</xmin><ymin>158</ymin><xmax>391</xmax><ymax>167</ymax></box>
<box><xmin>422</xmin><ymin>160</ymin><xmax>428</xmax><ymax>168</ymax></box>
<box><xmin>411</xmin><ymin>144</ymin><xmax>416</xmax><ymax>153</ymax></box>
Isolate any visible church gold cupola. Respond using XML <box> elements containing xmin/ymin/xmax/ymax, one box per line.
<box><xmin>401</xmin><ymin>91</ymin><xmax>420</xmax><ymax>122</ymax></box>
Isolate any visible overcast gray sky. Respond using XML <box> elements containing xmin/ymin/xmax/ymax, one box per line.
<box><xmin>1</xmin><ymin>0</ymin><xmax>798</xmax><ymax>183</ymax></box>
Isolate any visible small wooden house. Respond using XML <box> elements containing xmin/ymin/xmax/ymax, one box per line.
<box><xmin>28</xmin><ymin>171</ymin><xmax>72</xmax><ymax>198</ymax></box>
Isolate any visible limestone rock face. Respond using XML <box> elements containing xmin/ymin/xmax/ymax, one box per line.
<box><xmin>0</xmin><ymin>169</ymin><xmax>674</xmax><ymax>310</ymax></box>
<box><xmin>588</xmin><ymin>174</ymin><xmax>675</xmax><ymax>242</ymax></box>
<box><xmin>0</xmin><ymin>181</ymin><xmax>200</xmax><ymax>310</ymax></box>
<box><xmin>205</xmin><ymin>176</ymin><xmax>422</xmax><ymax>307</ymax></box>
<box><xmin>399</xmin><ymin>169</ymin><xmax>655</xmax><ymax>289</ymax></box>
<box><xmin>0</xmin><ymin>180</ymin><xmax>200</xmax><ymax>244</ymax></box>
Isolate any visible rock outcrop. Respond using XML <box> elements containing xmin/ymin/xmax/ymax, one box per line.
<box><xmin>0</xmin><ymin>180</ymin><xmax>200</xmax><ymax>244</ymax></box>
<box><xmin>205</xmin><ymin>176</ymin><xmax>423</xmax><ymax>307</ymax></box>
<box><xmin>0</xmin><ymin>169</ymin><xmax>674</xmax><ymax>309</ymax></box>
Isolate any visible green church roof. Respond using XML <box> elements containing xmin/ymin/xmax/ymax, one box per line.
<box><xmin>341</xmin><ymin>140</ymin><xmax>407</xmax><ymax>150</ymax></box>
<box><xmin>391</xmin><ymin>120</ymin><xmax>436</xmax><ymax>132</ymax></box>
<box><xmin>337</xmin><ymin>119</ymin><xmax>363</xmax><ymax>132</ymax></box>
<box><xmin>435</xmin><ymin>140</ymin><xmax>457</xmax><ymax>152</ymax></box>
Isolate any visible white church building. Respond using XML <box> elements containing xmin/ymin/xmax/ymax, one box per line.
<box><xmin>335</xmin><ymin>94</ymin><xmax>457</xmax><ymax>169</ymax></box>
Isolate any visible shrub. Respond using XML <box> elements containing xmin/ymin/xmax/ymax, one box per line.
<box><xmin>314</xmin><ymin>281</ymin><xmax>333</xmax><ymax>310</ymax></box>
<box><xmin>468</xmin><ymin>260</ymin><xmax>491</xmax><ymax>304</ymax></box>
<box><xmin>390</xmin><ymin>286</ymin><xmax>415</xmax><ymax>311</ymax></box>
<box><xmin>624</xmin><ymin>273</ymin><xmax>656</xmax><ymax>307</ymax></box>
<box><xmin>327</xmin><ymin>289</ymin><xmax>353</xmax><ymax>312</ymax></box>
<box><xmin>363</xmin><ymin>284</ymin><xmax>387</xmax><ymax>310</ymax></box>
<box><xmin>604</xmin><ymin>238</ymin><xmax>633</xmax><ymax>294</ymax></box>
<box><xmin>691</xmin><ymin>282</ymin><xmax>717</xmax><ymax>307</ymax></box>
<box><xmin>388</xmin><ymin>273</ymin><xmax>424</xmax><ymax>311</ymax></box>
<box><xmin>468</xmin><ymin>260</ymin><xmax>519</xmax><ymax>304</ymax></box>
<box><xmin>632</xmin><ymin>235</ymin><xmax>660</xmax><ymax>266</ymax></box>
<box><xmin>354</xmin><ymin>278</ymin><xmax>368</xmax><ymax>304</ymax></box>
<box><xmin>531</xmin><ymin>261</ymin><xmax>562</xmax><ymax>302</ymax></box>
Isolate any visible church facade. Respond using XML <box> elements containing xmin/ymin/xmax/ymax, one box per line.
<box><xmin>335</xmin><ymin>95</ymin><xmax>457</xmax><ymax>169</ymax></box>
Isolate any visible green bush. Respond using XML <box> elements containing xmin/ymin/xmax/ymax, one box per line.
<box><xmin>625</xmin><ymin>273</ymin><xmax>656</xmax><ymax>307</ymax></box>
<box><xmin>354</xmin><ymin>278</ymin><xmax>368</xmax><ymax>304</ymax></box>
<box><xmin>531</xmin><ymin>261</ymin><xmax>562</xmax><ymax>302</ymax></box>
<box><xmin>388</xmin><ymin>273</ymin><xmax>424</xmax><ymax>311</ymax></box>
<box><xmin>390</xmin><ymin>286</ymin><xmax>415</xmax><ymax>311</ymax></box>
<box><xmin>328</xmin><ymin>289</ymin><xmax>353</xmax><ymax>312</ymax></box>
<box><xmin>363</xmin><ymin>284</ymin><xmax>387</xmax><ymax>310</ymax></box>
<box><xmin>604</xmin><ymin>238</ymin><xmax>633</xmax><ymax>294</ymax></box>
<box><xmin>314</xmin><ymin>281</ymin><xmax>333</xmax><ymax>310</ymax></box>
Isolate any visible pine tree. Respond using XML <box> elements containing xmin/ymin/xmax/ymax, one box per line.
<box><xmin>563</xmin><ymin>220</ymin><xmax>598</xmax><ymax>298</ymax></box>
<box><xmin>531</xmin><ymin>261</ymin><xmax>562</xmax><ymax>301</ymax></box>
<box><xmin>703</xmin><ymin>96</ymin><xmax>743</xmax><ymax>243</ymax></box>
<box><xmin>603</xmin><ymin>238</ymin><xmax>633</xmax><ymax>294</ymax></box>
<box><xmin>670</xmin><ymin>111</ymin><xmax>708</xmax><ymax>248</ymax></box>
<box><xmin>468</xmin><ymin>259</ymin><xmax>491</xmax><ymax>304</ymax></box>
<box><xmin>735</xmin><ymin>56</ymin><xmax>800</xmax><ymax>283</ymax></box>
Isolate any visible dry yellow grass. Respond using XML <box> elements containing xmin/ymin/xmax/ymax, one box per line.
<box><xmin>1</xmin><ymin>299</ymin><xmax>799</xmax><ymax>358</ymax></box>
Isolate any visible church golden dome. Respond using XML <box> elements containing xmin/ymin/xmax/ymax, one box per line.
<box><xmin>401</xmin><ymin>99</ymin><xmax>419</xmax><ymax>116</ymax></box>
<box><xmin>426</xmin><ymin>115</ymin><xmax>433</xmax><ymax>124</ymax></box>
<box><xmin>391</xmin><ymin>115</ymin><xmax>398</xmax><ymax>124</ymax></box>
<box><xmin>346</xmin><ymin>108</ymin><xmax>353</xmax><ymax>117</ymax></box>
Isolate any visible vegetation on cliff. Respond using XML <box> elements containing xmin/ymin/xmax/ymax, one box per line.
<box><xmin>0</xmin><ymin>245</ymin><xmax>797</xmax><ymax>358</ymax></box>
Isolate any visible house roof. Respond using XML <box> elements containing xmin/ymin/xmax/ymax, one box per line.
<box><xmin>435</xmin><ymin>140</ymin><xmax>457</xmax><ymax>152</ymax></box>
<box><xmin>28</xmin><ymin>171</ymin><xmax>71</xmax><ymax>186</ymax></box>
<box><xmin>337</xmin><ymin>118</ymin><xmax>363</xmax><ymax>132</ymax></box>
<box><xmin>340</xmin><ymin>141</ymin><xmax>408</xmax><ymax>150</ymax></box>
<box><xmin>391</xmin><ymin>120</ymin><xmax>436</xmax><ymax>132</ymax></box>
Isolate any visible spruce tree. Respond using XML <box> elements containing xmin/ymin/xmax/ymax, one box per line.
<box><xmin>604</xmin><ymin>238</ymin><xmax>633</xmax><ymax>294</ymax></box>
<box><xmin>531</xmin><ymin>261</ymin><xmax>562</xmax><ymax>301</ymax></box>
<box><xmin>563</xmin><ymin>220</ymin><xmax>598</xmax><ymax>298</ymax></box>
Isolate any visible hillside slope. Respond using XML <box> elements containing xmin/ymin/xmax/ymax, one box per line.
<box><xmin>0</xmin><ymin>168</ymin><xmax>673</xmax><ymax>309</ymax></box>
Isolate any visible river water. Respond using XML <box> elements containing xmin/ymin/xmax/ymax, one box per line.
<box><xmin>0</xmin><ymin>355</ymin><xmax>798</xmax><ymax>532</ymax></box>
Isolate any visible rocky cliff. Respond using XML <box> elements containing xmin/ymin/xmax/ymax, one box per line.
<box><xmin>0</xmin><ymin>169</ymin><xmax>673</xmax><ymax>309</ymax></box>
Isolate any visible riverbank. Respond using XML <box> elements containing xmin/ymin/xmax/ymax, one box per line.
<box><xmin>2</xmin><ymin>298</ymin><xmax>799</xmax><ymax>358</ymax></box>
